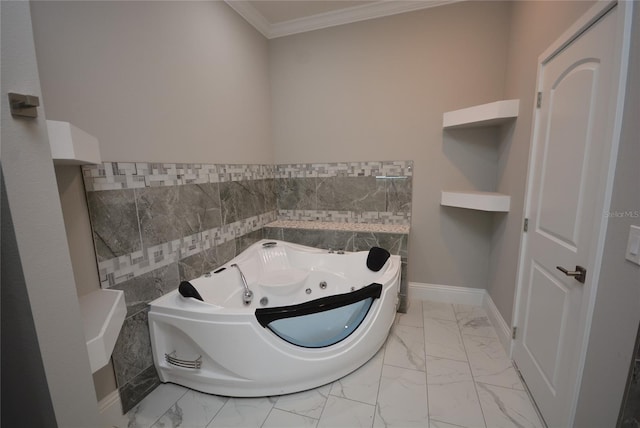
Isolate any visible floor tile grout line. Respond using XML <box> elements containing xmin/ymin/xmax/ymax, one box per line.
<box><xmin>147</xmin><ymin>386</ymin><xmax>189</xmax><ymax>428</ymax></box>
<box><xmin>258</xmin><ymin>398</ymin><xmax>277</xmax><ymax>428</ymax></box>
<box><xmin>267</xmin><ymin>406</ymin><xmax>321</xmax><ymax>425</ymax></box>
<box><xmin>456</xmin><ymin>303</ymin><xmax>490</xmax><ymax>428</ymax></box>
<box><xmin>315</xmin><ymin>383</ymin><xmax>333</xmax><ymax>426</ymax></box>
<box><xmin>429</xmin><ymin>417</ymin><xmax>468</xmax><ymax>428</ymax></box>
<box><xmin>420</xmin><ymin>300</ymin><xmax>433</xmax><ymax>428</ymax></box>
<box><xmin>202</xmin><ymin>395</ymin><xmax>229</xmax><ymax>428</ymax></box>
<box><xmin>369</xmin><ymin>326</ymin><xmax>398</xmax><ymax>428</ymax></box>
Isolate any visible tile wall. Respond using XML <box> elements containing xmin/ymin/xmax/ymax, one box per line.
<box><xmin>83</xmin><ymin>162</ymin><xmax>276</xmax><ymax>412</ymax></box>
<box><xmin>276</xmin><ymin>160</ymin><xmax>412</xmax><ymax>225</ymax></box>
<box><xmin>82</xmin><ymin>160</ymin><xmax>412</xmax><ymax>412</ymax></box>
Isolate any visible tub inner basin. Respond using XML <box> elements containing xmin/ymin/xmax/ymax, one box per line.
<box><xmin>258</xmin><ymin>268</ymin><xmax>309</xmax><ymax>295</ymax></box>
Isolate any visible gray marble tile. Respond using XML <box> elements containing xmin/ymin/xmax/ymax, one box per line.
<box><xmin>277</xmin><ymin>177</ymin><xmax>317</xmax><ymax>210</ymax></box>
<box><xmin>317</xmin><ymin>176</ymin><xmax>386</xmax><ymax>212</ymax></box>
<box><xmin>207</xmin><ymin>397</ymin><xmax>276</xmax><ymax>427</ymax></box>
<box><xmin>261</xmin><ymin>178</ymin><xmax>278</xmax><ymax>213</ymax></box>
<box><xmin>137</xmin><ymin>183</ymin><xmax>221</xmax><ymax>247</ymax></box>
<box><xmin>282</xmin><ymin>228</ymin><xmax>354</xmax><ymax>252</ymax></box>
<box><xmin>423</xmin><ymin>317</ymin><xmax>468</xmax><ymax>362</ymax></box>
<box><xmin>262</xmin><ymin>409</ymin><xmax>318</xmax><ymax>428</ymax></box>
<box><xmin>318</xmin><ymin>396</ymin><xmax>375</xmax><ymax>428</ymax></box>
<box><xmin>86</xmin><ymin>189</ymin><xmax>141</xmax><ymax>261</ymax></box>
<box><xmin>454</xmin><ymin>304</ymin><xmax>498</xmax><ymax>338</ymax></box>
<box><xmin>374</xmin><ymin>365</ymin><xmax>428</xmax><ymax>428</ymax></box>
<box><xmin>423</xmin><ymin>301</ymin><xmax>457</xmax><ymax>322</ymax></box>
<box><xmin>112</xmin><ymin>308</ymin><xmax>154</xmax><ymax>388</ymax></box>
<box><xmin>110</xmin><ymin>263</ymin><xmax>179</xmax><ymax>317</ymax></box>
<box><xmin>263</xmin><ymin>226</ymin><xmax>284</xmax><ymax>241</ymax></box>
<box><xmin>330</xmin><ymin>346</ymin><xmax>385</xmax><ymax>405</ymax></box>
<box><xmin>152</xmin><ymin>389</ymin><xmax>227</xmax><ymax>428</ymax></box>
<box><xmin>118</xmin><ymin>364</ymin><xmax>162</xmax><ymax>414</ymax></box>
<box><xmin>220</xmin><ymin>180</ymin><xmax>261</xmax><ymax>224</ymax></box>
<box><xmin>400</xmin><ymin>260</ymin><xmax>409</xmax><ymax>303</ymax></box>
<box><xmin>429</xmin><ymin>419</ymin><xmax>468</xmax><ymax>428</ymax></box>
<box><xmin>247</xmin><ymin>179</ymin><xmax>271</xmax><ymax>215</ymax></box>
<box><xmin>235</xmin><ymin>230</ymin><xmax>261</xmax><ymax>256</ymax></box>
<box><xmin>183</xmin><ymin>182</ymin><xmax>222</xmax><ymax>230</ymax></box>
<box><xmin>397</xmin><ymin>299</ymin><xmax>423</xmax><ymax>328</ymax></box>
<box><xmin>275</xmin><ymin>384</ymin><xmax>331</xmax><ymax>420</ymax></box>
<box><xmin>426</xmin><ymin>356</ymin><xmax>485</xmax><ymax>428</ymax></box>
<box><xmin>476</xmin><ymin>382</ymin><xmax>543</xmax><ymax>428</ymax></box>
<box><xmin>385</xmin><ymin>177</ymin><xmax>412</xmax><ymax>214</ymax></box>
<box><xmin>218</xmin><ymin>238</ymin><xmax>238</xmax><ymax>265</ymax></box>
<box><xmin>353</xmin><ymin>232</ymin><xmax>407</xmax><ymax>257</ymax></box>
<box><xmin>121</xmin><ymin>383</ymin><xmax>187</xmax><ymax>427</ymax></box>
<box><xmin>178</xmin><ymin>247</ymin><xmax>218</xmax><ymax>281</ymax></box>
<box><xmin>463</xmin><ymin>334</ymin><xmax>523</xmax><ymax>390</ymax></box>
<box><xmin>384</xmin><ymin>323</ymin><xmax>426</xmax><ymax>371</ymax></box>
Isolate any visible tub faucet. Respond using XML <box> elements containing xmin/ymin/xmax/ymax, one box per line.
<box><xmin>231</xmin><ymin>263</ymin><xmax>253</xmax><ymax>305</ymax></box>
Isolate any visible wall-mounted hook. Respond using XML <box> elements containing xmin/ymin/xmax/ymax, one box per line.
<box><xmin>8</xmin><ymin>92</ymin><xmax>40</xmax><ymax>118</ymax></box>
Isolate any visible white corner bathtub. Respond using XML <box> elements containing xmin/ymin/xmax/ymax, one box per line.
<box><xmin>148</xmin><ymin>239</ymin><xmax>401</xmax><ymax>397</ymax></box>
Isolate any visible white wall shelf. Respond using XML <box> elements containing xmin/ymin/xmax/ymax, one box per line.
<box><xmin>440</xmin><ymin>99</ymin><xmax>519</xmax><ymax>213</ymax></box>
<box><xmin>47</xmin><ymin>120</ymin><xmax>101</xmax><ymax>165</ymax></box>
<box><xmin>79</xmin><ymin>289</ymin><xmax>126</xmax><ymax>373</ymax></box>
<box><xmin>441</xmin><ymin>190</ymin><xmax>511</xmax><ymax>212</ymax></box>
<box><xmin>443</xmin><ymin>99</ymin><xmax>519</xmax><ymax>129</ymax></box>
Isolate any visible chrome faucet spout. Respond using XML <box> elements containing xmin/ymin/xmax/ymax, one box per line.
<box><xmin>231</xmin><ymin>263</ymin><xmax>253</xmax><ymax>305</ymax></box>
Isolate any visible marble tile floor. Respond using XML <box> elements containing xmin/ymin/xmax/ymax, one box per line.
<box><xmin>113</xmin><ymin>299</ymin><xmax>544</xmax><ymax>428</ymax></box>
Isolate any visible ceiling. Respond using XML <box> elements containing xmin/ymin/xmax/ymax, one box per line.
<box><xmin>225</xmin><ymin>0</ymin><xmax>461</xmax><ymax>39</ymax></box>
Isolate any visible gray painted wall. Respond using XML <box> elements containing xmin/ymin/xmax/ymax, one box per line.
<box><xmin>30</xmin><ymin>1</ymin><xmax>273</xmax><ymax>164</ymax></box>
<box><xmin>488</xmin><ymin>0</ymin><xmax>596</xmax><ymax>325</ymax></box>
<box><xmin>270</xmin><ymin>1</ymin><xmax>512</xmax><ymax>290</ymax></box>
<box><xmin>0</xmin><ymin>1</ymin><xmax>101</xmax><ymax>426</ymax></box>
<box><xmin>30</xmin><ymin>0</ymin><xmax>274</xmax><ymax>401</ymax></box>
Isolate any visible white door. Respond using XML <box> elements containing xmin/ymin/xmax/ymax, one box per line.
<box><xmin>513</xmin><ymin>3</ymin><xmax>629</xmax><ymax>427</ymax></box>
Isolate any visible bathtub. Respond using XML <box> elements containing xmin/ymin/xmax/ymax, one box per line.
<box><xmin>148</xmin><ymin>239</ymin><xmax>401</xmax><ymax>397</ymax></box>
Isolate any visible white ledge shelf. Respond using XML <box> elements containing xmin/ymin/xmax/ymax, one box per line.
<box><xmin>441</xmin><ymin>191</ymin><xmax>511</xmax><ymax>212</ymax></box>
<box><xmin>47</xmin><ymin>120</ymin><xmax>102</xmax><ymax>165</ymax></box>
<box><xmin>443</xmin><ymin>99</ymin><xmax>519</xmax><ymax>129</ymax></box>
<box><xmin>80</xmin><ymin>289</ymin><xmax>126</xmax><ymax>373</ymax></box>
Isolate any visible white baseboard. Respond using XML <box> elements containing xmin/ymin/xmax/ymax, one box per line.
<box><xmin>409</xmin><ymin>282</ymin><xmax>485</xmax><ymax>306</ymax></box>
<box><xmin>98</xmin><ymin>389</ymin><xmax>123</xmax><ymax>427</ymax></box>
<box><xmin>409</xmin><ymin>282</ymin><xmax>512</xmax><ymax>354</ymax></box>
<box><xmin>483</xmin><ymin>293</ymin><xmax>513</xmax><ymax>355</ymax></box>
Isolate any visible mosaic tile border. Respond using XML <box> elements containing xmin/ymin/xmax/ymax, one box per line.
<box><xmin>83</xmin><ymin>161</ymin><xmax>412</xmax><ymax>191</ymax></box>
<box><xmin>265</xmin><ymin>220</ymin><xmax>410</xmax><ymax>234</ymax></box>
<box><xmin>278</xmin><ymin>209</ymin><xmax>411</xmax><ymax>225</ymax></box>
<box><xmin>98</xmin><ymin>211</ymin><xmax>277</xmax><ymax>287</ymax></box>
<box><xmin>275</xmin><ymin>160</ymin><xmax>413</xmax><ymax>179</ymax></box>
<box><xmin>83</xmin><ymin>162</ymin><xmax>276</xmax><ymax>191</ymax></box>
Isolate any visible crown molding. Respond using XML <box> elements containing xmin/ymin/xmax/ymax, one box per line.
<box><xmin>225</xmin><ymin>0</ymin><xmax>272</xmax><ymax>38</ymax></box>
<box><xmin>225</xmin><ymin>0</ymin><xmax>464</xmax><ymax>39</ymax></box>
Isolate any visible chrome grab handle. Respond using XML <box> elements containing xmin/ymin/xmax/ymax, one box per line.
<box><xmin>165</xmin><ymin>352</ymin><xmax>202</xmax><ymax>369</ymax></box>
<box><xmin>556</xmin><ymin>265</ymin><xmax>587</xmax><ymax>284</ymax></box>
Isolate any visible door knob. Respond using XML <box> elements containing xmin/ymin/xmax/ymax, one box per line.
<box><xmin>556</xmin><ymin>265</ymin><xmax>587</xmax><ymax>284</ymax></box>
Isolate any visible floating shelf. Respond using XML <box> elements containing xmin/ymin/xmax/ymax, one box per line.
<box><xmin>79</xmin><ymin>289</ymin><xmax>126</xmax><ymax>373</ymax></box>
<box><xmin>443</xmin><ymin>99</ymin><xmax>519</xmax><ymax>129</ymax></box>
<box><xmin>441</xmin><ymin>191</ymin><xmax>511</xmax><ymax>212</ymax></box>
<box><xmin>47</xmin><ymin>120</ymin><xmax>101</xmax><ymax>165</ymax></box>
